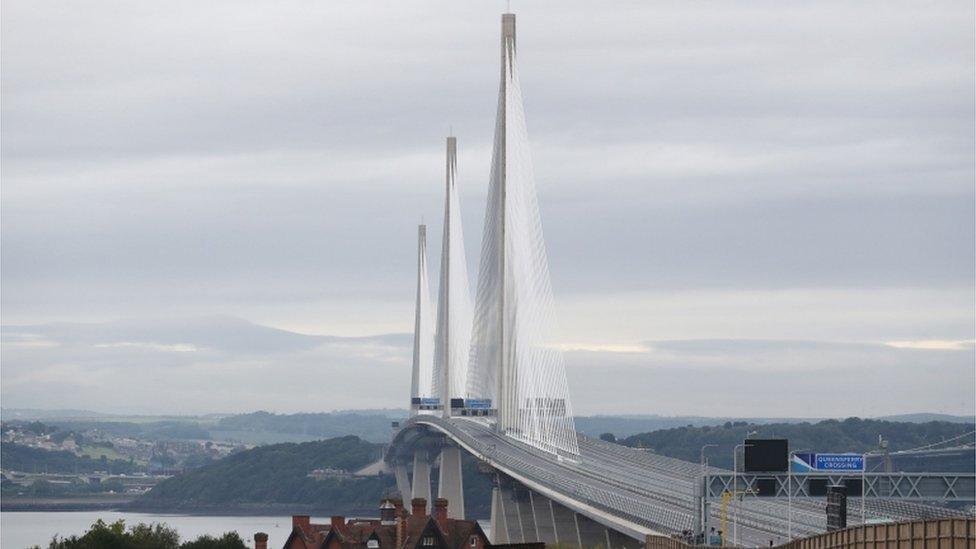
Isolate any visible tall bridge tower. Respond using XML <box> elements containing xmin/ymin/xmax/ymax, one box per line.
<box><xmin>467</xmin><ymin>13</ymin><xmax>579</xmax><ymax>456</ymax></box>
<box><xmin>433</xmin><ymin>136</ymin><xmax>472</xmax><ymax>419</ymax></box>
<box><xmin>410</xmin><ymin>224</ymin><xmax>434</xmax><ymax>416</ymax></box>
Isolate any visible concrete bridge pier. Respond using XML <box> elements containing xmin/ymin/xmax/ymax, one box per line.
<box><xmin>487</xmin><ymin>472</ymin><xmax>642</xmax><ymax>549</ymax></box>
<box><xmin>437</xmin><ymin>442</ymin><xmax>465</xmax><ymax>518</ymax></box>
<box><xmin>411</xmin><ymin>448</ymin><xmax>432</xmax><ymax>513</ymax></box>
<box><xmin>526</xmin><ymin>491</ymin><xmax>557</xmax><ymax>544</ymax></box>
<box><xmin>550</xmin><ymin>498</ymin><xmax>582</xmax><ymax>546</ymax></box>
<box><xmin>491</xmin><ymin>474</ymin><xmax>534</xmax><ymax>543</ymax></box>
<box><xmin>394</xmin><ymin>460</ymin><xmax>412</xmax><ymax>500</ymax></box>
<box><xmin>490</xmin><ymin>482</ymin><xmax>508</xmax><ymax>544</ymax></box>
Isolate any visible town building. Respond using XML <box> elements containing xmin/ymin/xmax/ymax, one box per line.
<box><xmin>255</xmin><ymin>497</ymin><xmax>542</xmax><ymax>549</ymax></box>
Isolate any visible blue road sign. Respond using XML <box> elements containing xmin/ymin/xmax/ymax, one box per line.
<box><xmin>791</xmin><ymin>452</ymin><xmax>864</xmax><ymax>472</ymax></box>
<box><xmin>815</xmin><ymin>453</ymin><xmax>865</xmax><ymax>471</ymax></box>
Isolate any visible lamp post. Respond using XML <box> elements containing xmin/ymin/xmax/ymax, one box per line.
<box><xmin>787</xmin><ymin>449</ymin><xmax>809</xmax><ymax>540</ymax></box>
<box><xmin>861</xmin><ymin>457</ymin><xmax>866</xmax><ymax>527</ymax></box>
<box><xmin>700</xmin><ymin>444</ymin><xmax>718</xmax><ymax>542</ymax></box>
<box><xmin>732</xmin><ymin>443</ymin><xmax>745</xmax><ymax>546</ymax></box>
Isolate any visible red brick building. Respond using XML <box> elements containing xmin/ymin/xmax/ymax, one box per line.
<box><xmin>256</xmin><ymin>498</ymin><xmax>537</xmax><ymax>549</ymax></box>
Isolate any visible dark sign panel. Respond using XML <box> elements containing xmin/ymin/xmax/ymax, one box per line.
<box><xmin>843</xmin><ymin>477</ymin><xmax>863</xmax><ymax>497</ymax></box>
<box><xmin>744</xmin><ymin>439</ymin><xmax>789</xmax><ymax>472</ymax></box>
<box><xmin>808</xmin><ymin>478</ymin><xmax>829</xmax><ymax>497</ymax></box>
<box><xmin>826</xmin><ymin>485</ymin><xmax>848</xmax><ymax>531</ymax></box>
<box><xmin>754</xmin><ymin>477</ymin><xmax>778</xmax><ymax>497</ymax></box>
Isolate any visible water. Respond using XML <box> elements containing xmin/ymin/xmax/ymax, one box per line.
<box><xmin>1</xmin><ymin>511</ymin><xmax>303</xmax><ymax>549</ymax></box>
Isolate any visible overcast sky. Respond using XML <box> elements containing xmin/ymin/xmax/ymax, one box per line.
<box><xmin>2</xmin><ymin>1</ymin><xmax>974</xmax><ymax>417</ymax></box>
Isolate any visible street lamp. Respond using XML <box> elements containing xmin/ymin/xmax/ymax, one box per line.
<box><xmin>699</xmin><ymin>444</ymin><xmax>718</xmax><ymax>541</ymax></box>
<box><xmin>787</xmin><ymin>449</ymin><xmax>810</xmax><ymax>540</ymax></box>
<box><xmin>732</xmin><ymin>443</ymin><xmax>745</xmax><ymax>546</ymax></box>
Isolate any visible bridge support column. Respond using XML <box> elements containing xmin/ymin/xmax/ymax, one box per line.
<box><xmin>515</xmin><ymin>485</ymin><xmax>538</xmax><ymax>542</ymax></box>
<box><xmin>609</xmin><ymin>528</ymin><xmax>643</xmax><ymax>549</ymax></box>
<box><xmin>395</xmin><ymin>461</ymin><xmax>412</xmax><ymax>500</ymax></box>
<box><xmin>490</xmin><ymin>483</ymin><xmax>509</xmax><ymax>544</ymax></box>
<box><xmin>576</xmin><ymin>512</ymin><xmax>610</xmax><ymax>549</ymax></box>
<box><xmin>411</xmin><ymin>449</ymin><xmax>432</xmax><ymax>513</ymax></box>
<box><xmin>528</xmin><ymin>492</ymin><xmax>557</xmax><ymax>544</ymax></box>
<box><xmin>497</xmin><ymin>476</ymin><xmax>525</xmax><ymax>542</ymax></box>
<box><xmin>437</xmin><ymin>443</ymin><xmax>464</xmax><ymax>518</ymax></box>
<box><xmin>549</xmin><ymin>500</ymin><xmax>581</xmax><ymax>547</ymax></box>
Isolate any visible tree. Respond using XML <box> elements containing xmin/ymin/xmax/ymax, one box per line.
<box><xmin>46</xmin><ymin>519</ymin><xmax>246</xmax><ymax>549</ymax></box>
<box><xmin>599</xmin><ymin>433</ymin><xmax>617</xmax><ymax>443</ymax></box>
<box><xmin>180</xmin><ymin>532</ymin><xmax>247</xmax><ymax>549</ymax></box>
<box><xmin>47</xmin><ymin>519</ymin><xmax>179</xmax><ymax>549</ymax></box>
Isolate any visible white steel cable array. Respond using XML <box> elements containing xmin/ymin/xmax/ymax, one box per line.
<box><xmin>466</xmin><ymin>14</ymin><xmax>579</xmax><ymax>456</ymax></box>
<box><xmin>433</xmin><ymin>137</ymin><xmax>474</xmax><ymax>413</ymax></box>
<box><xmin>410</xmin><ymin>225</ymin><xmax>436</xmax><ymax>415</ymax></box>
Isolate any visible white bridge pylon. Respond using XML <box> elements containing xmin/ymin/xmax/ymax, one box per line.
<box><xmin>466</xmin><ymin>13</ymin><xmax>579</xmax><ymax>456</ymax></box>
<box><xmin>433</xmin><ymin>136</ymin><xmax>473</xmax><ymax>417</ymax></box>
<box><xmin>409</xmin><ymin>224</ymin><xmax>435</xmax><ymax>416</ymax></box>
<box><xmin>409</xmin><ymin>13</ymin><xmax>578</xmax><ymax>456</ymax></box>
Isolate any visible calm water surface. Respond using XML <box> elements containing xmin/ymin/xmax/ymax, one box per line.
<box><xmin>1</xmin><ymin>511</ymin><xmax>299</xmax><ymax>549</ymax></box>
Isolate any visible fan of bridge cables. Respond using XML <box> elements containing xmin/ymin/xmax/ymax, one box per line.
<box><xmin>411</xmin><ymin>226</ymin><xmax>436</xmax><ymax>406</ymax></box>
<box><xmin>432</xmin><ymin>138</ymin><xmax>474</xmax><ymax>405</ymax></box>
<box><xmin>466</xmin><ymin>26</ymin><xmax>580</xmax><ymax>457</ymax></box>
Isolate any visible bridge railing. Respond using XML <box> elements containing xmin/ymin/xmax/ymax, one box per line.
<box><xmin>647</xmin><ymin>518</ymin><xmax>976</xmax><ymax>549</ymax></box>
<box><xmin>775</xmin><ymin>517</ymin><xmax>975</xmax><ymax>549</ymax></box>
<box><xmin>706</xmin><ymin>473</ymin><xmax>976</xmax><ymax>500</ymax></box>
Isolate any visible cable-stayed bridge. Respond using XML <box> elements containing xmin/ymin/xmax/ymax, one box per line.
<box><xmin>389</xmin><ymin>13</ymin><xmax>975</xmax><ymax>547</ymax></box>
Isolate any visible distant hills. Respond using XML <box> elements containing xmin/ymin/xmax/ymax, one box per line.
<box><xmin>1</xmin><ymin>442</ymin><xmax>138</xmax><ymax>475</ymax></box>
<box><xmin>130</xmin><ymin>418</ymin><xmax>974</xmax><ymax>517</ymax></box>
<box><xmin>570</xmin><ymin>413</ymin><xmax>973</xmax><ymax>438</ymax></box>
<box><xmin>877</xmin><ymin>413</ymin><xmax>975</xmax><ymax>424</ymax></box>
<box><xmin>6</xmin><ymin>408</ymin><xmax>973</xmax><ymax>444</ymax></box>
<box><xmin>132</xmin><ymin>435</ymin><xmax>394</xmax><ymax>515</ymax></box>
<box><xmin>618</xmin><ymin>417</ymin><xmax>975</xmax><ymax>470</ymax></box>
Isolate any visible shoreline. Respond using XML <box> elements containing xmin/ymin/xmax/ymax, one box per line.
<box><xmin>1</xmin><ymin>496</ymin><xmax>134</xmax><ymax>512</ymax></box>
<box><xmin>1</xmin><ymin>500</ymin><xmax>492</xmax><ymax>520</ymax></box>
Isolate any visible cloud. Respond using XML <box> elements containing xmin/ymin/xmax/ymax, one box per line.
<box><xmin>1</xmin><ymin>317</ymin><xmax>972</xmax><ymax>417</ymax></box>
<box><xmin>563</xmin><ymin>338</ymin><xmax>976</xmax><ymax>417</ymax></box>
<box><xmin>0</xmin><ymin>317</ymin><xmax>411</xmax><ymax>414</ymax></box>
<box><xmin>885</xmin><ymin>340</ymin><xmax>975</xmax><ymax>351</ymax></box>
<box><xmin>0</xmin><ymin>2</ymin><xmax>972</xmax><ymax>415</ymax></box>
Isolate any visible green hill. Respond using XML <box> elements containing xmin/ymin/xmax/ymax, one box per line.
<box><xmin>618</xmin><ymin>417</ymin><xmax>975</xmax><ymax>470</ymax></box>
<box><xmin>1</xmin><ymin>442</ymin><xmax>137</xmax><ymax>475</ymax></box>
<box><xmin>212</xmin><ymin>411</ymin><xmax>403</xmax><ymax>443</ymax></box>
<box><xmin>132</xmin><ymin>435</ymin><xmax>394</xmax><ymax>514</ymax></box>
<box><xmin>132</xmin><ymin>435</ymin><xmax>497</xmax><ymax>517</ymax></box>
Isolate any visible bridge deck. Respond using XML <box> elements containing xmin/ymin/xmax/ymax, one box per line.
<box><xmin>394</xmin><ymin>416</ymin><xmax>966</xmax><ymax>546</ymax></box>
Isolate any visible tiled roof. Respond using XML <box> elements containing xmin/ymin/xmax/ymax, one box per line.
<box><xmin>308</xmin><ymin>514</ymin><xmax>486</xmax><ymax>549</ymax></box>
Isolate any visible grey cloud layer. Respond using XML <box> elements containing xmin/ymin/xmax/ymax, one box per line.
<box><xmin>2</xmin><ymin>318</ymin><xmax>972</xmax><ymax>416</ymax></box>
<box><xmin>1</xmin><ymin>2</ymin><xmax>973</xmax><ymax>413</ymax></box>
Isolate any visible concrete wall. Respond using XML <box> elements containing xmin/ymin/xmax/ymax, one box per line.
<box><xmin>646</xmin><ymin>518</ymin><xmax>976</xmax><ymax>549</ymax></box>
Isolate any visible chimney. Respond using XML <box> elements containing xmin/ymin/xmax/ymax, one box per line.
<box><xmin>411</xmin><ymin>497</ymin><xmax>427</xmax><ymax>517</ymax></box>
<box><xmin>392</xmin><ymin>497</ymin><xmax>404</xmax><ymax>517</ymax></box>
<box><xmin>397</xmin><ymin>507</ymin><xmax>406</xmax><ymax>549</ymax></box>
<box><xmin>292</xmin><ymin>515</ymin><xmax>311</xmax><ymax>534</ymax></box>
<box><xmin>254</xmin><ymin>532</ymin><xmax>268</xmax><ymax>549</ymax></box>
<box><xmin>380</xmin><ymin>500</ymin><xmax>397</xmax><ymax>525</ymax></box>
<box><xmin>331</xmin><ymin>516</ymin><xmax>346</xmax><ymax>532</ymax></box>
<box><xmin>434</xmin><ymin>498</ymin><xmax>449</xmax><ymax>530</ymax></box>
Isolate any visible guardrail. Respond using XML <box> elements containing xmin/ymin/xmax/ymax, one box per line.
<box><xmin>646</xmin><ymin>518</ymin><xmax>976</xmax><ymax>549</ymax></box>
<box><xmin>706</xmin><ymin>473</ymin><xmax>976</xmax><ymax>500</ymax></box>
<box><xmin>775</xmin><ymin>518</ymin><xmax>975</xmax><ymax>549</ymax></box>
